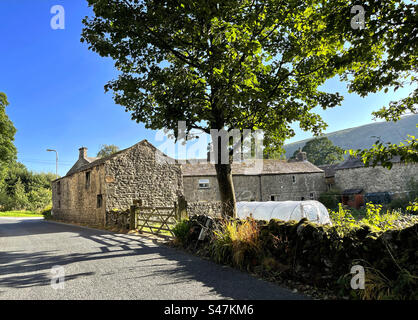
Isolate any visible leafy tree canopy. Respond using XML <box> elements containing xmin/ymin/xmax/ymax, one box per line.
<box><xmin>0</xmin><ymin>92</ymin><xmax>17</xmax><ymax>168</ymax></box>
<box><xmin>81</xmin><ymin>0</ymin><xmax>417</xmax><ymax>215</ymax></box>
<box><xmin>97</xmin><ymin>144</ymin><xmax>120</xmax><ymax>158</ymax></box>
<box><xmin>292</xmin><ymin>136</ymin><xmax>344</xmax><ymax>165</ymax></box>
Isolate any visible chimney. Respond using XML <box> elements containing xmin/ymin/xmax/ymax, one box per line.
<box><xmin>295</xmin><ymin>149</ymin><xmax>307</xmax><ymax>161</ymax></box>
<box><xmin>79</xmin><ymin>147</ymin><xmax>87</xmax><ymax>160</ymax></box>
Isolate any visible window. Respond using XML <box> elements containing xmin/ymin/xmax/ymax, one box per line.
<box><xmin>57</xmin><ymin>200</ymin><xmax>61</xmax><ymax>208</ymax></box>
<box><xmin>310</xmin><ymin>192</ymin><xmax>315</xmax><ymax>200</ymax></box>
<box><xmin>198</xmin><ymin>179</ymin><xmax>210</xmax><ymax>189</ymax></box>
<box><xmin>57</xmin><ymin>181</ymin><xmax>61</xmax><ymax>195</ymax></box>
<box><xmin>97</xmin><ymin>194</ymin><xmax>103</xmax><ymax>208</ymax></box>
<box><xmin>292</xmin><ymin>175</ymin><xmax>296</xmax><ymax>184</ymax></box>
<box><xmin>271</xmin><ymin>194</ymin><xmax>280</xmax><ymax>201</ymax></box>
<box><xmin>85</xmin><ymin>171</ymin><xmax>91</xmax><ymax>188</ymax></box>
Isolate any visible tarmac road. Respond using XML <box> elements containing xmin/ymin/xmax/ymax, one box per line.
<box><xmin>0</xmin><ymin>217</ymin><xmax>308</xmax><ymax>300</ymax></box>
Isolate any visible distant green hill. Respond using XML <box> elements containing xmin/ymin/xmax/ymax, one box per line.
<box><xmin>283</xmin><ymin>114</ymin><xmax>418</xmax><ymax>158</ymax></box>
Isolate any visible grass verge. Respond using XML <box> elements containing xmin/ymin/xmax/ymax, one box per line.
<box><xmin>0</xmin><ymin>210</ymin><xmax>43</xmax><ymax>217</ymax></box>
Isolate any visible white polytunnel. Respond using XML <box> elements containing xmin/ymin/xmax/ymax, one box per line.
<box><xmin>236</xmin><ymin>201</ymin><xmax>332</xmax><ymax>225</ymax></box>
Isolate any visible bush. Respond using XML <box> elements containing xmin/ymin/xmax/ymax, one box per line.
<box><xmin>318</xmin><ymin>189</ymin><xmax>341</xmax><ymax>210</ymax></box>
<box><xmin>41</xmin><ymin>205</ymin><xmax>52</xmax><ymax>219</ymax></box>
<box><xmin>211</xmin><ymin>218</ymin><xmax>261</xmax><ymax>269</ymax></box>
<box><xmin>172</xmin><ymin>219</ymin><xmax>192</xmax><ymax>244</ymax></box>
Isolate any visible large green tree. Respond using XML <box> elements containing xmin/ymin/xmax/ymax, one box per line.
<box><xmin>0</xmin><ymin>92</ymin><xmax>17</xmax><ymax>167</ymax></box>
<box><xmin>81</xmin><ymin>0</ymin><xmax>415</xmax><ymax>216</ymax></box>
<box><xmin>292</xmin><ymin>136</ymin><xmax>344</xmax><ymax>165</ymax></box>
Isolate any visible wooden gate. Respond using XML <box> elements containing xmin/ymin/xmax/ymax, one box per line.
<box><xmin>134</xmin><ymin>206</ymin><xmax>176</xmax><ymax>237</ymax></box>
<box><xmin>129</xmin><ymin>198</ymin><xmax>187</xmax><ymax>238</ymax></box>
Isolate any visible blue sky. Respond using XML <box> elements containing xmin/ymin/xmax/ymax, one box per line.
<box><xmin>0</xmin><ymin>0</ymin><xmax>413</xmax><ymax>176</ymax></box>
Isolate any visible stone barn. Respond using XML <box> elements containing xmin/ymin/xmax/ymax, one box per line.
<box><xmin>51</xmin><ymin>140</ymin><xmax>183</xmax><ymax>226</ymax></box>
<box><xmin>182</xmin><ymin>151</ymin><xmax>327</xmax><ymax>203</ymax></box>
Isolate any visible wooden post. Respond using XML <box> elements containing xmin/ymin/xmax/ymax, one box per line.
<box><xmin>177</xmin><ymin>195</ymin><xmax>188</xmax><ymax>221</ymax></box>
<box><xmin>129</xmin><ymin>205</ymin><xmax>136</xmax><ymax>230</ymax></box>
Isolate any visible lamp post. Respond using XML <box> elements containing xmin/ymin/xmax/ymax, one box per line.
<box><xmin>46</xmin><ymin>149</ymin><xmax>58</xmax><ymax>178</ymax></box>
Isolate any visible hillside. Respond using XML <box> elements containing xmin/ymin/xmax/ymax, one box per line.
<box><xmin>283</xmin><ymin>114</ymin><xmax>418</xmax><ymax>158</ymax></box>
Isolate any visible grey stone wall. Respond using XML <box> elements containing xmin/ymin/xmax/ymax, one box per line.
<box><xmin>334</xmin><ymin>163</ymin><xmax>418</xmax><ymax>196</ymax></box>
<box><xmin>106</xmin><ymin>210</ymin><xmax>130</xmax><ymax>229</ymax></box>
<box><xmin>104</xmin><ymin>142</ymin><xmax>183</xmax><ymax>211</ymax></box>
<box><xmin>51</xmin><ymin>164</ymin><xmax>106</xmax><ymax>225</ymax></box>
<box><xmin>183</xmin><ymin>172</ymin><xmax>327</xmax><ymax>203</ymax></box>
<box><xmin>187</xmin><ymin>201</ymin><xmax>224</xmax><ymax>217</ymax></box>
<box><xmin>260</xmin><ymin>172</ymin><xmax>327</xmax><ymax>201</ymax></box>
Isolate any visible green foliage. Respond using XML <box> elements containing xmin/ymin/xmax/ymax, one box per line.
<box><xmin>293</xmin><ymin>137</ymin><xmax>344</xmax><ymax>165</ymax></box>
<box><xmin>211</xmin><ymin>218</ymin><xmax>261</xmax><ymax>269</ymax></box>
<box><xmin>27</xmin><ymin>188</ymin><xmax>52</xmax><ymax>212</ymax></box>
<box><xmin>0</xmin><ymin>92</ymin><xmax>17</xmax><ymax>168</ymax></box>
<box><xmin>0</xmin><ymin>162</ymin><xmax>54</xmax><ymax>212</ymax></box>
<box><xmin>172</xmin><ymin>219</ymin><xmax>191</xmax><ymax>244</ymax></box>
<box><xmin>406</xmin><ymin>199</ymin><xmax>418</xmax><ymax>213</ymax></box>
<box><xmin>328</xmin><ymin>203</ymin><xmax>357</xmax><ymax>233</ymax></box>
<box><xmin>81</xmin><ymin>0</ymin><xmax>359</xmax><ymax>214</ymax></box>
<box><xmin>388</xmin><ymin>178</ymin><xmax>418</xmax><ymax>214</ymax></box>
<box><xmin>329</xmin><ymin>202</ymin><xmax>406</xmax><ymax>233</ymax></box>
<box><xmin>97</xmin><ymin>144</ymin><xmax>120</xmax><ymax>158</ymax></box>
<box><xmin>318</xmin><ymin>188</ymin><xmax>341</xmax><ymax>210</ymax></box>
<box><xmin>360</xmin><ymin>203</ymin><xmax>401</xmax><ymax>232</ymax></box>
<box><xmin>41</xmin><ymin>205</ymin><xmax>52</xmax><ymax>220</ymax></box>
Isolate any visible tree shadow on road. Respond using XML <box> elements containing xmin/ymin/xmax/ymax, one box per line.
<box><xmin>0</xmin><ymin>220</ymin><xmax>307</xmax><ymax>299</ymax></box>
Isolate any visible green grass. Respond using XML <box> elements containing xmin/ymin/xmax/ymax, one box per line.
<box><xmin>0</xmin><ymin>210</ymin><xmax>43</xmax><ymax>217</ymax></box>
<box><xmin>137</xmin><ymin>221</ymin><xmax>174</xmax><ymax>237</ymax></box>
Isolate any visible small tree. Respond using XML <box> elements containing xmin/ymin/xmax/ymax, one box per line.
<box><xmin>0</xmin><ymin>93</ymin><xmax>17</xmax><ymax>168</ymax></box>
<box><xmin>97</xmin><ymin>144</ymin><xmax>120</xmax><ymax>158</ymax></box>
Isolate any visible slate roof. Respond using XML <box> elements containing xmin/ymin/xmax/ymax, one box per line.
<box><xmin>181</xmin><ymin>159</ymin><xmax>323</xmax><ymax>176</ymax></box>
<box><xmin>333</xmin><ymin>155</ymin><xmax>402</xmax><ymax>171</ymax></box>
<box><xmin>60</xmin><ymin>140</ymin><xmax>175</xmax><ymax>180</ymax></box>
<box><xmin>342</xmin><ymin>188</ymin><xmax>364</xmax><ymax>195</ymax></box>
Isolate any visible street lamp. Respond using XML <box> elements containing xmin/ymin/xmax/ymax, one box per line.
<box><xmin>46</xmin><ymin>149</ymin><xmax>58</xmax><ymax>178</ymax></box>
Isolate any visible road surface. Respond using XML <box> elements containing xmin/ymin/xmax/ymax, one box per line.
<box><xmin>0</xmin><ymin>217</ymin><xmax>307</xmax><ymax>300</ymax></box>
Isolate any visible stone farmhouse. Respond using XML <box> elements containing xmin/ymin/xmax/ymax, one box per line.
<box><xmin>182</xmin><ymin>151</ymin><xmax>327</xmax><ymax>203</ymax></box>
<box><xmin>51</xmin><ymin>140</ymin><xmax>183</xmax><ymax>225</ymax></box>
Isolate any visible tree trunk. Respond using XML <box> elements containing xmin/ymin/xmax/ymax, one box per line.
<box><xmin>214</xmin><ymin>163</ymin><xmax>237</xmax><ymax>218</ymax></box>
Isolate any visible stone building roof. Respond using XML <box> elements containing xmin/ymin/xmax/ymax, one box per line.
<box><xmin>333</xmin><ymin>155</ymin><xmax>402</xmax><ymax>171</ymax></box>
<box><xmin>181</xmin><ymin>159</ymin><xmax>323</xmax><ymax>176</ymax></box>
<box><xmin>61</xmin><ymin>140</ymin><xmax>175</xmax><ymax>180</ymax></box>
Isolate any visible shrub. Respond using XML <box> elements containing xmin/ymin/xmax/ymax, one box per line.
<box><xmin>318</xmin><ymin>189</ymin><xmax>341</xmax><ymax>210</ymax></box>
<box><xmin>360</xmin><ymin>203</ymin><xmax>401</xmax><ymax>231</ymax></box>
<box><xmin>41</xmin><ymin>205</ymin><xmax>52</xmax><ymax>219</ymax></box>
<box><xmin>172</xmin><ymin>219</ymin><xmax>191</xmax><ymax>244</ymax></box>
<box><xmin>329</xmin><ymin>203</ymin><xmax>357</xmax><ymax>233</ymax></box>
<box><xmin>211</xmin><ymin>218</ymin><xmax>261</xmax><ymax>269</ymax></box>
